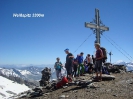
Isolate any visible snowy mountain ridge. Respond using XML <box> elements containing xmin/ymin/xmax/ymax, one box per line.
<box><xmin>0</xmin><ymin>76</ymin><xmax>30</xmax><ymax>99</ymax></box>
<box><xmin>0</xmin><ymin>66</ymin><xmax>43</xmax><ymax>81</ymax></box>
<box><xmin>0</xmin><ymin>68</ymin><xmax>25</xmax><ymax>78</ymax></box>
<box><xmin>113</xmin><ymin>60</ymin><xmax>133</xmax><ymax>65</ymax></box>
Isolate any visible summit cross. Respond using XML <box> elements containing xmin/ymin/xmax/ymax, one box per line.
<box><xmin>85</xmin><ymin>9</ymin><xmax>109</xmax><ymax>44</ymax></box>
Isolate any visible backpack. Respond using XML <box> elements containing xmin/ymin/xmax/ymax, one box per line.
<box><xmin>55</xmin><ymin>62</ymin><xmax>62</xmax><ymax>70</ymax></box>
<box><xmin>102</xmin><ymin>66</ymin><xmax>110</xmax><ymax>75</ymax></box>
<box><xmin>100</xmin><ymin>47</ymin><xmax>107</xmax><ymax>63</ymax></box>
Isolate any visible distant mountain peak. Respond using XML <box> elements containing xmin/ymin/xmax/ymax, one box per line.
<box><xmin>114</xmin><ymin>60</ymin><xmax>126</xmax><ymax>65</ymax></box>
<box><xmin>116</xmin><ymin>60</ymin><xmax>125</xmax><ymax>63</ymax></box>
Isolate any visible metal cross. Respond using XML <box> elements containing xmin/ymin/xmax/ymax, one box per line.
<box><xmin>85</xmin><ymin>9</ymin><xmax>109</xmax><ymax>44</ymax></box>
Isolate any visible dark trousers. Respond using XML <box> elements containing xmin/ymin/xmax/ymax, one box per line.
<box><xmin>73</xmin><ymin>65</ymin><xmax>78</xmax><ymax>77</ymax></box>
<box><xmin>88</xmin><ymin>63</ymin><xmax>93</xmax><ymax>73</ymax></box>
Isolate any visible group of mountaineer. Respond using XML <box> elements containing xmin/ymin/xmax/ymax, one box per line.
<box><xmin>54</xmin><ymin>43</ymin><xmax>107</xmax><ymax>82</ymax></box>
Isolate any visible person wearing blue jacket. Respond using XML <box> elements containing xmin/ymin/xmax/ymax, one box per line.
<box><xmin>76</xmin><ymin>52</ymin><xmax>85</xmax><ymax>76</ymax></box>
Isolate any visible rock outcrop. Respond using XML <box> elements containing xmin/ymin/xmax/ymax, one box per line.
<box><xmin>39</xmin><ymin>67</ymin><xmax>51</xmax><ymax>86</ymax></box>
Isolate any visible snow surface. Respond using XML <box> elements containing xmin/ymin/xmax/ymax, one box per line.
<box><xmin>18</xmin><ymin>70</ymin><xmax>31</xmax><ymax>75</ymax></box>
<box><xmin>0</xmin><ymin>68</ymin><xmax>20</xmax><ymax>77</ymax></box>
<box><xmin>0</xmin><ymin>76</ymin><xmax>30</xmax><ymax>99</ymax></box>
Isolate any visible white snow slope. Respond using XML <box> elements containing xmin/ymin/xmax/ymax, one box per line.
<box><xmin>0</xmin><ymin>76</ymin><xmax>30</xmax><ymax>99</ymax></box>
<box><xmin>0</xmin><ymin>68</ymin><xmax>20</xmax><ymax>77</ymax></box>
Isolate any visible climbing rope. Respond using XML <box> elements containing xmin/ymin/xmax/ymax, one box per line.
<box><xmin>104</xmin><ymin>34</ymin><xmax>133</xmax><ymax>60</ymax></box>
<box><xmin>63</xmin><ymin>33</ymin><xmax>92</xmax><ymax>64</ymax></box>
<box><xmin>73</xmin><ymin>33</ymin><xmax>92</xmax><ymax>53</ymax></box>
<box><xmin>102</xmin><ymin>34</ymin><xmax>132</xmax><ymax>61</ymax></box>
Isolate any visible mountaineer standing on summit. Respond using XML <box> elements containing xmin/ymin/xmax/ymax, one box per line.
<box><xmin>77</xmin><ymin>52</ymin><xmax>84</xmax><ymax>76</ymax></box>
<box><xmin>54</xmin><ymin>57</ymin><xmax>63</xmax><ymax>80</ymax></box>
<box><xmin>64</xmin><ymin>48</ymin><xmax>74</xmax><ymax>82</ymax></box>
<box><xmin>95</xmin><ymin>43</ymin><xmax>103</xmax><ymax>81</ymax></box>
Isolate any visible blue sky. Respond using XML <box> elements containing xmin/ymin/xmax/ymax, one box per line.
<box><xmin>0</xmin><ymin>0</ymin><xmax>133</xmax><ymax>65</ymax></box>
